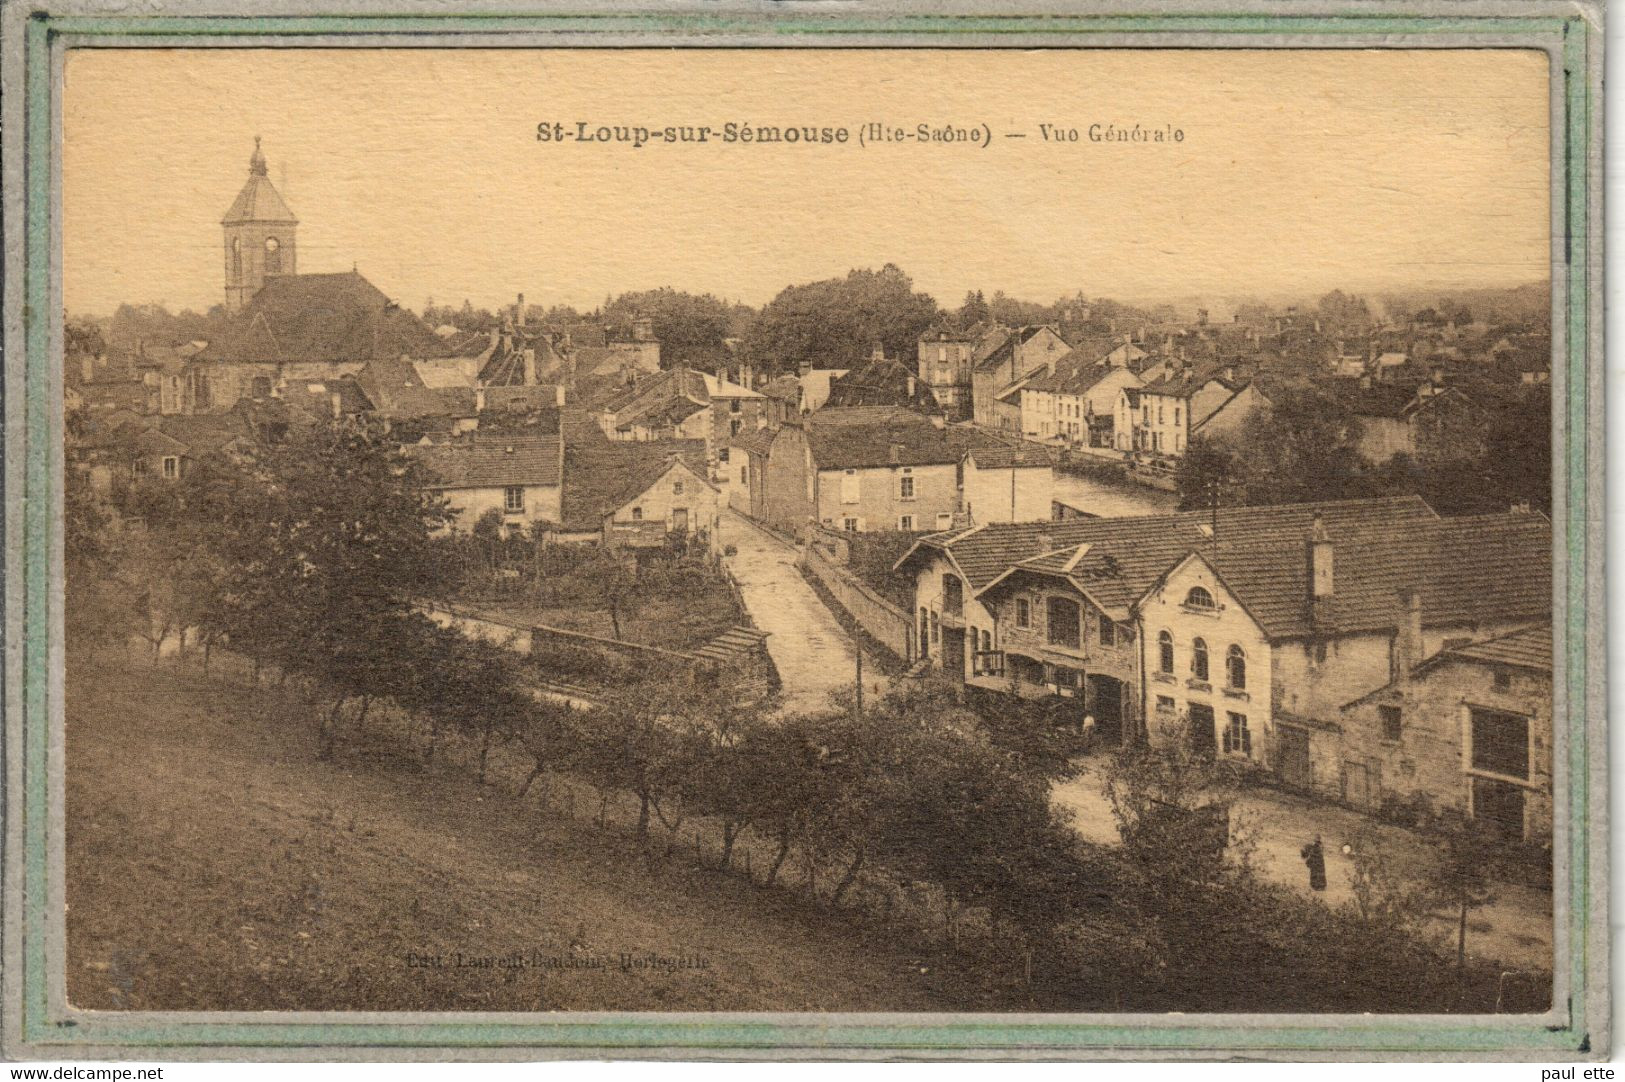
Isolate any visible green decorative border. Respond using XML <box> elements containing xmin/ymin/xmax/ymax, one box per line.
<box><xmin>8</xmin><ymin>7</ymin><xmax>1601</xmax><ymax>1058</ymax></box>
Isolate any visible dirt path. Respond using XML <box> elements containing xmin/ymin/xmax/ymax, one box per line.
<box><xmin>718</xmin><ymin>511</ymin><xmax>889</xmax><ymax>715</ymax></box>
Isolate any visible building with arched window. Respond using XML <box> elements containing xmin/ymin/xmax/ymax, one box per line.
<box><xmin>222</xmin><ymin>137</ymin><xmax>298</xmax><ymax>313</ymax></box>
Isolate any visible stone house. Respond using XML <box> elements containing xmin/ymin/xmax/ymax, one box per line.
<box><xmin>557</xmin><ymin>441</ymin><xmax>718</xmax><ymax>551</ymax></box>
<box><xmin>916</xmin><ymin>323</ymin><xmax>983</xmax><ymax>415</ymax></box>
<box><xmin>959</xmin><ymin>445</ymin><xmax>1054</xmax><ymax>525</ymax></box>
<box><xmin>971</xmin><ymin>325</ymin><xmax>1071</xmax><ymax>430</ymax></box>
<box><xmin>1134</xmin><ymin>505</ymin><xmax>1550</xmax><ymax>800</ymax></box>
<box><xmin>410</xmin><ymin>432</ymin><xmax>564</xmax><ymax>535</ymax></box>
<box><xmin>1340</xmin><ymin>622</ymin><xmax>1552</xmax><ymax>841</ymax></box>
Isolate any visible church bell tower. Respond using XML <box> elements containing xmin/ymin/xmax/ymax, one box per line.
<box><xmin>222</xmin><ymin>137</ymin><xmax>298</xmax><ymax>312</ymax></box>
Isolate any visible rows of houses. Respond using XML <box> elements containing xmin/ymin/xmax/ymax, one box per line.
<box><xmin>895</xmin><ymin>495</ymin><xmax>1553</xmax><ymax>841</ymax></box>
<box><xmin>68</xmin><ymin>140</ymin><xmax>719</xmax><ymax>556</ymax></box>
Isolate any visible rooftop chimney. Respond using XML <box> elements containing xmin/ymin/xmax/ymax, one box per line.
<box><xmin>889</xmin><ymin>443</ymin><xmax>903</xmax><ymax>464</ymax></box>
<box><xmin>1307</xmin><ymin>512</ymin><xmax>1334</xmax><ymax>601</ymax></box>
<box><xmin>906</xmin><ymin>375</ymin><xmax>917</xmax><ymax>398</ymax></box>
<box><xmin>1394</xmin><ymin>588</ymin><xmax>1423</xmax><ymax>678</ymax></box>
<box><xmin>871</xmin><ymin>342</ymin><xmax>885</xmax><ymax>362</ymax></box>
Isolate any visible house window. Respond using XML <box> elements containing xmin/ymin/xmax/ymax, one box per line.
<box><xmin>631</xmin><ymin>506</ymin><xmax>643</xmax><ymax>520</ymax></box>
<box><xmin>938</xmin><ymin>345</ymin><xmax>947</xmax><ymax>363</ymax></box>
<box><xmin>843</xmin><ymin>517</ymin><xmax>859</xmax><ymax>532</ymax></box>
<box><xmin>898</xmin><ymin>514</ymin><xmax>914</xmax><ymax>531</ymax></box>
<box><xmin>1174</xmin><ymin>406</ymin><xmax>1182</xmax><ymax>426</ymax></box>
<box><xmin>1159</xmin><ymin>630</ymin><xmax>1174</xmax><ymax>673</ymax></box>
<box><xmin>1379</xmin><ymin>705</ymin><xmax>1403</xmax><ymax>742</ymax></box>
<box><xmin>1494</xmin><ymin>670</ymin><xmax>1512</xmax><ymax>691</ymax></box>
<box><xmin>840</xmin><ymin>469</ymin><xmax>859</xmax><ymax>504</ymax></box>
<box><xmin>943</xmin><ymin>574</ymin><xmax>964</xmax><ymax>616</ymax></box>
<box><xmin>930</xmin><ymin>611</ymin><xmax>940</xmax><ymax>644</ymax></box>
<box><xmin>1185</xmin><ymin>586</ymin><xmax>1215</xmax><ymax>609</ymax></box>
<box><xmin>1469</xmin><ymin>707</ymin><xmax>1529</xmax><ymax>780</ymax></box>
<box><xmin>1156</xmin><ymin>695</ymin><xmax>1176</xmax><ymax>713</ymax></box>
<box><xmin>919</xmin><ymin>608</ymin><xmax>930</xmax><ymax>657</ymax></box>
<box><xmin>1046</xmin><ymin>596</ymin><xmax>1081</xmax><ymax>649</ymax></box>
<box><xmin>900</xmin><ymin>473</ymin><xmax>915</xmax><ymax>500</ymax></box>
<box><xmin>1015</xmin><ymin>598</ymin><xmax>1031</xmax><ymax>629</ymax></box>
<box><xmin>730</xmin><ymin>418</ymin><xmax>742</xmax><ymax>437</ymax></box>
<box><xmin>1227</xmin><ymin>644</ymin><xmax>1246</xmax><ymax>689</ymax></box>
<box><xmin>1223</xmin><ymin>712</ymin><xmax>1252</xmax><ymax>756</ymax></box>
<box><xmin>504</xmin><ymin>486</ymin><xmax>525</xmax><ymax>513</ymax></box>
<box><xmin>673</xmin><ymin>481</ymin><xmax>684</xmax><ymax>495</ymax></box>
<box><xmin>161</xmin><ymin>456</ymin><xmax>179</xmax><ymax>480</ymax></box>
<box><xmin>1098</xmin><ymin>616</ymin><xmax>1117</xmax><ymax>647</ymax></box>
<box><xmin>251</xmin><ymin>376</ymin><xmax>272</xmax><ymax>397</ymax></box>
<box><xmin>980</xmin><ymin>629</ymin><xmax>992</xmax><ymax>652</ymax></box>
<box><xmin>1192</xmin><ymin>637</ymin><xmax>1210</xmax><ymax>682</ymax></box>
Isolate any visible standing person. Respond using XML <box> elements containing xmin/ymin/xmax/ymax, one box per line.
<box><xmin>1300</xmin><ymin>835</ymin><xmax>1327</xmax><ymax>891</ymax></box>
<box><xmin>1081</xmin><ymin>713</ymin><xmax>1097</xmax><ymax>749</ymax></box>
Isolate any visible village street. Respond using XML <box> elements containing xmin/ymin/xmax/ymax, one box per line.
<box><xmin>1052</xmin><ymin>761</ymin><xmax>1554</xmax><ymax>973</ymax></box>
<box><xmin>717</xmin><ymin>510</ymin><xmax>891</xmax><ymax>716</ymax></box>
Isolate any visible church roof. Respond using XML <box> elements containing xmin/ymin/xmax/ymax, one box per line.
<box><xmin>196</xmin><ymin>271</ymin><xmax>460</xmax><ymax>364</ymax></box>
<box><xmin>222</xmin><ymin>140</ymin><xmax>297</xmax><ymax>224</ymax></box>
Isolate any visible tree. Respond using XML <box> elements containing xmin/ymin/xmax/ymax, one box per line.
<box><xmin>602</xmin><ymin>287</ymin><xmax>735</xmax><ymax>370</ymax></box>
<box><xmin>1174</xmin><ymin>435</ymin><xmax>1241</xmax><ymax>512</ymax></box>
<box><xmin>1316</xmin><ymin>289</ymin><xmax>1372</xmax><ymax>338</ymax></box>
<box><xmin>741</xmin><ymin>265</ymin><xmax>940</xmax><ymax>374</ymax></box>
<box><xmin>1231</xmin><ymin>384</ymin><xmax>1367</xmax><ymax>505</ymax></box>
<box><xmin>1431</xmin><ymin>812</ymin><xmax>1498</xmax><ymax>979</ymax></box>
<box><xmin>958</xmin><ymin>290</ymin><xmax>990</xmax><ymax>327</ymax></box>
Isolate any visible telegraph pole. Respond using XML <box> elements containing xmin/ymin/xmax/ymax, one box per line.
<box><xmin>854</xmin><ymin>638</ymin><xmax>864</xmax><ymax>718</ymax></box>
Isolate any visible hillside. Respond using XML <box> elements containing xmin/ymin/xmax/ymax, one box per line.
<box><xmin>65</xmin><ymin>654</ymin><xmax>979</xmax><ymax>1012</ymax></box>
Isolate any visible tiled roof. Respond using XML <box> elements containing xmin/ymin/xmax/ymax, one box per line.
<box><xmin>1140</xmin><ymin>364</ymin><xmax>1237</xmax><ymax>400</ymax></box>
<box><xmin>805</xmin><ymin>409</ymin><xmax>959</xmax><ymax>469</ymax></box>
<box><xmin>963</xmin><ymin>443</ymin><xmax>1054</xmax><ymax>469</ymax></box>
<box><xmin>353</xmin><ymin>356</ymin><xmax>451</xmax><ymax>420</ymax></box>
<box><xmin>899</xmin><ymin>496</ymin><xmax>1498</xmax><ymax>633</ymax></box>
<box><xmin>824</xmin><ymin>359</ymin><xmax>938</xmax><ymax>411</ymax></box>
<box><xmin>730</xmin><ymin>427</ymin><xmax>778</xmax><ymax>457</ymax></box>
<box><xmin>221</xmin><ymin>174</ymin><xmax>297</xmax><ymax>224</ymax></box>
<box><xmin>410</xmin><ymin>433</ymin><xmax>563</xmax><ymax>490</ymax></box>
<box><xmin>971</xmin><ymin>326</ymin><xmax>1014</xmax><ymax>366</ymax></box>
<box><xmin>156</xmin><ymin>412</ymin><xmax>254</xmax><ymax>456</ymax></box>
<box><xmin>485</xmin><ymin>385</ymin><xmax>561</xmax><ymax>413</ymax></box>
<box><xmin>1431</xmin><ymin>623</ymin><xmax>1553</xmax><ymax>673</ymax></box>
<box><xmin>760</xmin><ymin>375</ymin><xmax>802</xmax><ymax>403</ymax></box>
<box><xmin>197</xmin><ymin>272</ymin><xmax>455</xmax><ymax>364</ymax></box>
<box><xmin>558</xmin><ymin>440</ymin><xmax>709</xmax><ymax>530</ymax></box>
<box><xmin>1021</xmin><ymin>353</ymin><xmax>1124</xmax><ymax>396</ymax></box>
<box><xmin>973</xmin><ymin>325</ymin><xmax>1049</xmax><ymax>372</ymax></box>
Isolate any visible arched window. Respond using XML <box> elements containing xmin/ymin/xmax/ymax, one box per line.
<box><xmin>231</xmin><ymin>237</ymin><xmax>242</xmax><ymax>280</ymax></box>
<box><xmin>1184</xmin><ymin>586</ymin><xmax>1216</xmax><ymax>609</ymax></box>
<box><xmin>264</xmin><ymin>235</ymin><xmax>282</xmax><ymax>274</ymax></box>
<box><xmin>1227</xmin><ymin>644</ymin><xmax>1247</xmax><ymax>690</ymax></box>
<box><xmin>980</xmin><ymin>629</ymin><xmax>992</xmax><ymax>653</ymax></box>
<box><xmin>1158</xmin><ymin>630</ymin><xmax>1174</xmax><ymax>673</ymax></box>
<box><xmin>1192</xmin><ymin>637</ymin><xmax>1210</xmax><ymax>682</ymax></box>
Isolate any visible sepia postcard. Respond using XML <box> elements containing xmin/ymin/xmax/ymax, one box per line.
<box><xmin>0</xmin><ymin>0</ymin><xmax>1607</xmax><ymax>1063</ymax></box>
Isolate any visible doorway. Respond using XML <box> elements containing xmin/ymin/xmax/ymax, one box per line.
<box><xmin>1277</xmin><ymin>725</ymin><xmax>1313</xmax><ymax>790</ymax></box>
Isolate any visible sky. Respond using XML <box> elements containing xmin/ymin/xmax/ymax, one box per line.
<box><xmin>62</xmin><ymin>48</ymin><xmax>1553</xmax><ymax>317</ymax></box>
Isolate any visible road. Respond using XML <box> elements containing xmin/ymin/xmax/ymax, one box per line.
<box><xmin>1052</xmin><ymin>759</ymin><xmax>1553</xmax><ymax>972</ymax></box>
<box><xmin>718</xmin><ymin>510</ymin><xmax>888</xmax><ymax>716</ymax></box>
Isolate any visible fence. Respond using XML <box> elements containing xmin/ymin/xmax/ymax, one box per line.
<box><xmin>799</xmin><ymin>541</ymin><xmax>913</xmax><ymax>663</ymax></box>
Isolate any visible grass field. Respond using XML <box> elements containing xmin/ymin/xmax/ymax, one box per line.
<box><xmin>65</xmin><ymin>653</ymin><xmax>989</xmax><ymax>1012</ymax></box>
